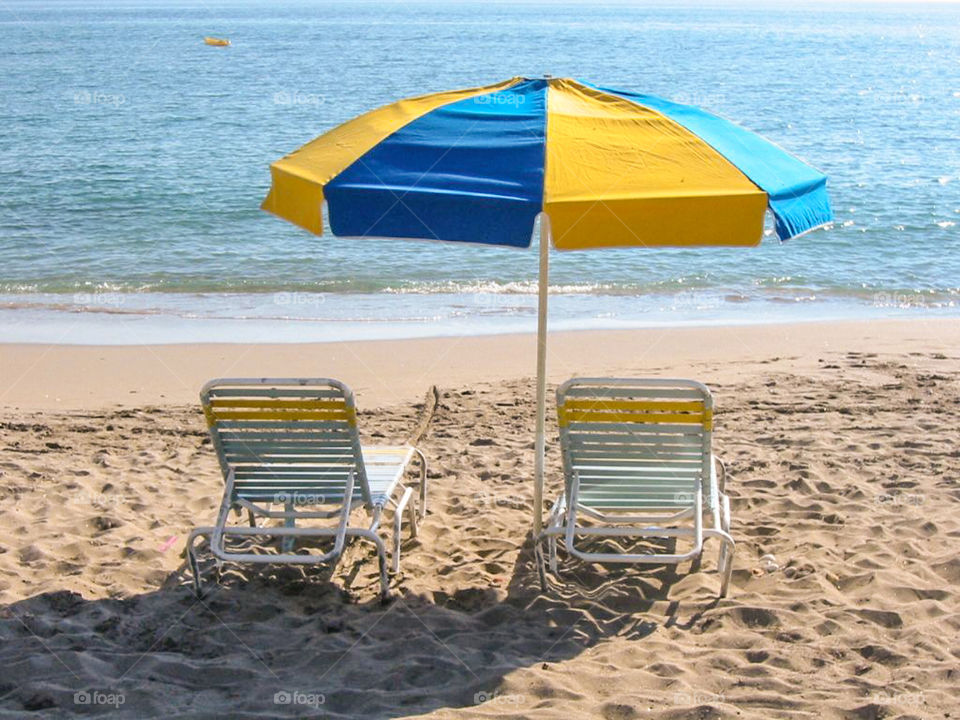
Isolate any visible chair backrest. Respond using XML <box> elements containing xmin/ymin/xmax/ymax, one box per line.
<box><xmin>556</xmin><ymin>378</ymin><xmax>713</xmax><ymax>511</ymax></box>
<box><xmin>200</xmin><ymin>378</ymin><xmax>370</xmax><ymax>507</ymax></box>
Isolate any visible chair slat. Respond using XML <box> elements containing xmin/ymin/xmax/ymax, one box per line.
<box><xmin>579</xmin><ymin>490</ymin><xmax>696</xmax><ymax>499</ymax></box>
<box><xmin>207</xmin><ymin>388</ymin><xmax>346</xmax><ymax>398</ymax></box>
<box><xmin>234</xmin><ymin>468</ymin><xmax>354</xmax><ymax>478</ymax></box>
<box><xmin>562</xmin><ymin>399</ymin><xmax>705</xmax><ymax>413</ymax></box>
<box><xmin>217</xmin><ymin>431</ymin><xmax>354</xmax><ymax>442</ymax></box>
<box><xmin>569</xmin><ymin>435</ymin><xmax>703</xmax><ymax>443</ymax></box>
<box><xmin>209</xmin><ymin>410</ymin><xmax>353</xmax><ymax>422</ymax></box>
<box><xmin>209</xmin><ymin>399</ymin><xmax>348</xmax><ymax>410</ymax></box>
<box><xmin>577</xmin><ymin>475</ymin><xmax>698</xmax><ymax>483</ymax></box>
<box><xmin>567</xmin><ymin>422</ymin><xmax>703</xmax><ymax>440</ymax></box>
<box><xmin>569</xmin><ymin>448</ymin><xmax>702</xmax><ymax>460</ymax></box>
<box><xmin>562</xmin><ymin>386</ymin><xmax>707</xmax><ymax>400</ymax></box>
<box><xmin>560</xmin><ymin>410</ymin><xmax>709</xmax><ymax>426</ymax></box>
<box><xmin>234</xmin><ymin>483</ymin><xmax>356</xmax><ymax>491</ymax></box>
<box><xmin>224</xmin><ymin>452</ymin><xmax>355</xmax><ymax>463</ymax></box>
<box><xmin>578</xmin><ymin>497</ymin><xmax>695</xmax><ymax>505</ymax></box>
<box><xmin>575</xmin><ymin>468</ymin><xmax>701</xmax><ymax>479</ymax></box>
<box><xmin>221</xmin><ymin>441</ymin><xmax>354</xmax><ymax>452</ymax></box>
<box><xmin>235</xmin><ymin>487</ymin><xmax>362</xmax><ymax>501</ymax></box>
<box><xmin>212</xmin><ymin>420</ymin><xmax>353</xmax><ymax>430</ymax></box>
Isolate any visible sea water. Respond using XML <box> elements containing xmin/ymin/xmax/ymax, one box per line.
<box><xmin>1</xmin><ymin>0</ymin><xmax>957</xmax><ymax>343</ymax></box>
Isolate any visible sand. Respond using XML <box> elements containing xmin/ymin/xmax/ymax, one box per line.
<box><xmin>0</xmin><ymin>319</ymin><xmax>958</xmax><ymax>718</ymax></box>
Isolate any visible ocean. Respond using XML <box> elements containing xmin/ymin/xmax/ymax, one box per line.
<box><xmin>1</xmin><ymin>0</ymin><xmax>958</xmax><ymax>344</ymax></box>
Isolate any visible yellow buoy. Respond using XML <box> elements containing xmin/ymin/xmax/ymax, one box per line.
<box><xmin>204</xmin><ymin>36</ymin><xmax>230</xmax><ymax>47</ymax></box>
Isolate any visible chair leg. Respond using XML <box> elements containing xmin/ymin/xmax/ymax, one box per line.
<box><xmin>392</xmin><ymin>517</ymin><xmax>401</xmax><ymax>575</ymax></box>
<box><xmin>545</xmin><ymin>496</ymin><xmax>565</xmax><ymax>576</ymax></box>
<box><xmin>185</xmin><ymin>529</ymin><xmax>209</xmax><ymax>599</ymax></box>
<box><xmin>282</xmin><ymin>499</ymin><xmax>295</xmax><ymax>552</ymax></box>
<box><xmin>187</xmin><ymin>547</ymin><xmax>202</xmax><ymax>598</ymax></box>
<box><xmin>392</xmin><ymin>487</ymin><xmax>414</xmax><ymax>574</ymax></box>
<box><xmin>717</xmin><ymin>494</ymin><xmax>728</xmax><ymax>572</ymax></box>
<box><xmin>717</xmin><ymin>504</ymin><xmax>726</xmax><ymax>574</ymax></box>
<box><xmin>407</xmin><ymin>495</ymin><xmax>419</xmax><ymax>540</ymax></box>
<box><xmin>719</xmin><ymin>540</ymin><xmax>734</xmax><ymax>597</ymax></box>
<box><xmin>718</xmin><ymin>495</ymin><xmax>734</xmax><ymax>597</ymax></box>
<box><xmin>375</xmin><ymin>537</ymin><xmax>390</xmax><ymax>602</ymax></box>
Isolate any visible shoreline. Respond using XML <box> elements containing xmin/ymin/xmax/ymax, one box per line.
<box><xmin>2</xmin><ymin>317</ymin><xmax>956</xmax><ymax>411</ymax></box>
<box><xmin>0</xmin><ymin>290</ymin><xmax>955</xmax><ymax>346</ymax></box>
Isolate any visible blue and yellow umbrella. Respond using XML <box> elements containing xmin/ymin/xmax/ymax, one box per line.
<box><xmin>261</xmin><ymin>76</ymin><xmax>833</xmax><ymax>539</ymax></box>
<box><xmin>263</xmin><ymin>76</ymin><xmax>830</xmax><ymax>248</ymax></box>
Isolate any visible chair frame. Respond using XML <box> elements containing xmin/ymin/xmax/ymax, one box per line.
<box><xmin>538</xmin><ymin>378</ymin><xmax>735</xmax><ymax>597</ymax></box>
<box><xmin>185</xmin><ymin>378</ymin><xmax>427</xmax><ymax>601</ymax></box>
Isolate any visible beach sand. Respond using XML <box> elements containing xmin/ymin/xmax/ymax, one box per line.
<box><xmin>0</xmin><ymin>319</ymin><xmax>957</xmax><ymax>718</ymax></box>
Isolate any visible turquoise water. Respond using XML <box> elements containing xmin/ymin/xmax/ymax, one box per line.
<box><xmin>1</xmin><ymin>0</ymin><xmax>958</xmax><ymax>343</ymax></box>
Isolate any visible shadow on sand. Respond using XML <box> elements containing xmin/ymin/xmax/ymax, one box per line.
<box><xmin>0</xmin><ymin>532</ymin><xmax>728</xmax><ymax>719</ymax></box>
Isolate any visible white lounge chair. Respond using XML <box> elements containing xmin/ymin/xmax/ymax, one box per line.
<box><xmin>540</xmin><ymin>378</ymin><xmax>734</xmax><ymax>596</ymax></box>
<box><xmin>185</xmin><ymin>378</ymin><xmax>427</xmax><ymax>600</ymax></box>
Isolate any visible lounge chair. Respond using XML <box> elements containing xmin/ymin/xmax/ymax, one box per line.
<box><xmin>540</xmin><ymin>378</ymin><xmax>734</xmax><ymax>596</ymax></box>
<box><xmin>185</xmin><ymin>378</ymin><xmax>427</xmax><ymax>600</ymax></box>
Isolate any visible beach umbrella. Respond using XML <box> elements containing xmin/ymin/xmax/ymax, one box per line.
<box><xmin>260</xmin><ymin>75</ymin><xmax>832</xmax><ymax>546</ymax></box>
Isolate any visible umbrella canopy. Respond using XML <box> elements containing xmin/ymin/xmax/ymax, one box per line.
<box><xmin>262</xmin><ymin>76</ymin><xmax>831</xmax><ymax>249</ymax></box>
<box><xmin>261</xmin><ymin>75</ymin><xmax>833</xmax><ymax>543</ymax></box>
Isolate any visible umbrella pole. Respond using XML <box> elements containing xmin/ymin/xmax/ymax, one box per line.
<box><xmin>533</xmin><ymin>214</ymin><xmax>550</xmax><ymax>541</ymax></box>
